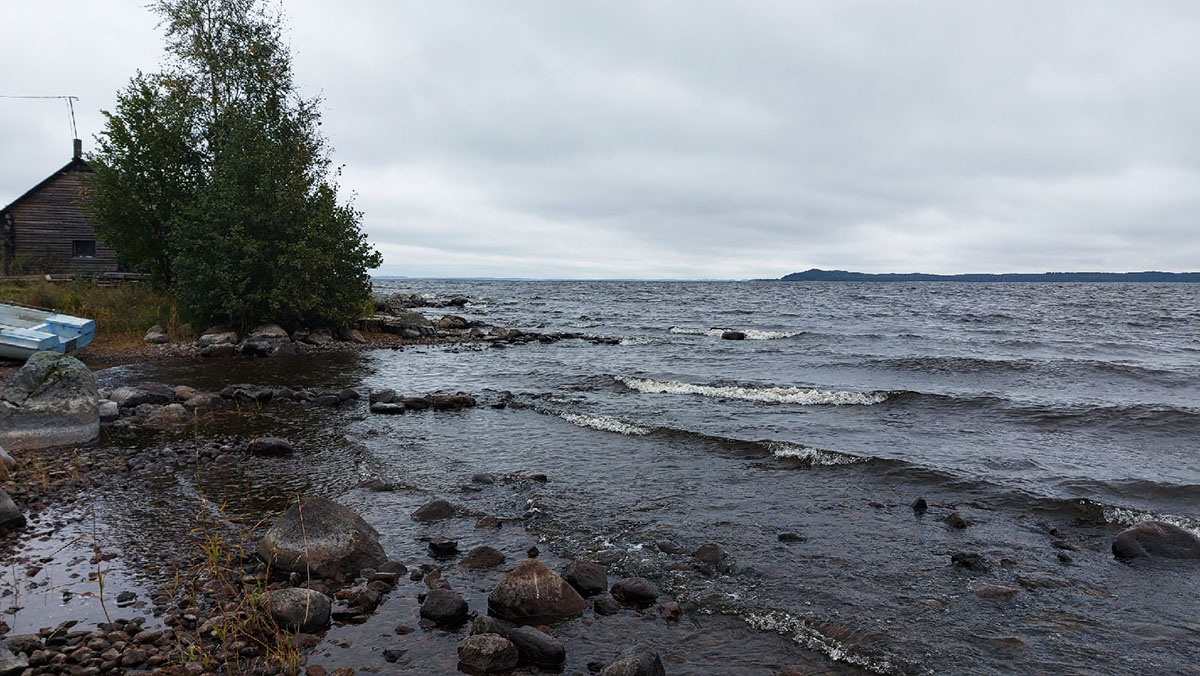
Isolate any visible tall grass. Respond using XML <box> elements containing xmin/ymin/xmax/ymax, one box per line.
<box><xmin>0</xmin><ymin>279</ymin><xmax>180</xmax><ymax>343</ymax></box>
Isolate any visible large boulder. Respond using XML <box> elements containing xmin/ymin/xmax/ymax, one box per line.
<box><xmin>1112</xmin><ymin>521</ymin><xmax>1200</xmax><ymax>560</ymax></box>
<box><xmin>197</xmin><ymin>327</ymin><xmax>239</xmax><ymax>347</ymax></box>
<box><xmin>266</xmin><ymin>587</ymin><xmax>331</xmax><ymax>633</ymax></box>
<box><xmin>257</xmin><ymin>496</ymin><xmax>387</xmax><ymax>577</ymax></box>
<box><xmin>241</xmin><ymin>323</ymin><xmax>291</xmax><ymax>356</ymax></box>
<box><xmin>0</xmin><ymin>352</ymin><xmax>98</xmax><ymax>450</ymax></box>
<box><xmin>0</xmin><ymin>488</ymin><xmax>26</xmax><ymax>530</ymax></box>
<box><xmin>488</xmin><ymin>558</ymin><xmax>587</xmax><ymax>623</ymax></box>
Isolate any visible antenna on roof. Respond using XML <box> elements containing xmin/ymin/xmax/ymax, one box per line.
<box><xmin>0</xmin><ymin>94</ymin><xmax>80</xmax><ymax>144</ymax></box>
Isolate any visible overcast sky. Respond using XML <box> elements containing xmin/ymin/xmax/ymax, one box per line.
<box><xmin>3</xmin><ymin>1</ymin><xmax>1198</xmax><ymax>278</ymax></box>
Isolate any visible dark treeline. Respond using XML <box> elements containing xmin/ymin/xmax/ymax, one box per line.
<box><xmin>778</xmin><ymin>269</ymin><xmax>1200</xmax><ymax>283</ymax></box>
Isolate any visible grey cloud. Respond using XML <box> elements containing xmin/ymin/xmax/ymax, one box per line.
<box><xmin>3</xmin><ymin>0</ymin><xmax>1199</xmax><ymax>278</ymax></box>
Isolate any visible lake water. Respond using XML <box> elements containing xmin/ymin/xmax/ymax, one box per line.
<box><xmin>31</xmin><ymin>280</ymin><xmax>1200</xmax><ymax>674</ymax></box>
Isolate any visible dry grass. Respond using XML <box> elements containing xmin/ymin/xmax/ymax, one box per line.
<box><xmin>0</xmin><ymin>279</ymin><xmax>182</xmax><ymax>344</ymax></box>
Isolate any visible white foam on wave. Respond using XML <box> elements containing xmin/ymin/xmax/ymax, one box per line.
<box><xmin>618</xmin><ymin>377</ymin><xmax>890</xmax><ymax>406</ymax></box>
<box><xmin>558</xmin><ymin>412</ymin><xmax>652</xmax><ymax>436</ymax></box>
<box><xmin>1102</xmin><ymin>507</ymin><xmax>1200</xmax><ymax>537</ymax></box>
<box><xmin>766</xmin><ymin>441</ymin><xmax>866</xmax><ymax>466</ymax></box>
<box><xmin>743</xmin><ymin>609</ymin><xmax>912</xmax><ymax>674</ymax></box>
<box><xmin>619</xmin><ymin>336</ymin><xmax>663</xmax><ymax>346</ymax></box>
<box><xmin>668</xmin><ymin>326</ymin><xmax>801</xmax><ymax>340</ymax></box>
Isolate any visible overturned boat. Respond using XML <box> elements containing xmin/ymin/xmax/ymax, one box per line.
<box><xmin>0</xmin><ymin>303</ymin><xmax>95</xmax><ymax>360</ymax></box>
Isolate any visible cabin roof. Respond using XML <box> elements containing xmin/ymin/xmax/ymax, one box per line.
<box><xmin>0</xmin><ymin>156</ymin><xmax>93</xmax><ymax>217</ymax></box>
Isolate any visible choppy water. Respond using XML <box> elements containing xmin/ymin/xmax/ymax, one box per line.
<box><xmin>13</xmin><ymin>280</ymin><xmax>1199</xmax><ymax>674</ymax></box>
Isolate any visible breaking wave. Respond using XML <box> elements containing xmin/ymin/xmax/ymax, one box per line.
<box><xmin>668</xmin><ymin>326</ymin><xmax>802</xmax><ymax>340</ymax></box>
<box><xmin>555</xmin><ymin>411</ymin><xmax>652</xmax><ymax>436</ymax></box>
<box><xmin>765</xmin><ymin>441</ymin><xmax>867</xmax><ymax>466</ymax></box>
<box><xmin>617</xmin><ymin>376</ymin><xmax>892</xmax><ymax>405</ymax></box>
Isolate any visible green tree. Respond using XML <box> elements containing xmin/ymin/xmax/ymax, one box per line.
<box><xmin>88</xmin><ymin>0</ymin><xmax>381</xmax><ymax>327</ymax></box>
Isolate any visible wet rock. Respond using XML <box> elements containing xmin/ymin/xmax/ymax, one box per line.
<box><xmin>0</xmin><ymin>352</ymin><xmax>98</xmax><ymax>450</ymax></box>
<box><xmin>457</xmin><ymin>634</ymin><xmax>518</xmax><ymax>673</ymax></box>
<box><xmin>267</xmin><ymin>588</ymin><xmax>332</xmax><ymax>633</ymax></box>
<box><xmin>0</xmin><ymin>489</ymin><xmax>25</xmax><ymax>530</ymax></box>
<box><xmin>143</xmin><ymin>325</ymin><xmax>168</xmax><ymax>344</ymax></box>
<box><xmin>476</xmin><ymin>516</ymin><xmax>502</xmax><ymax>530</ymax></box>
<box><xmin>313</xmin><ymin>394</ymin><xmax>341</xmax><ymax>407</ymax></box>
<box><xmin>420</xmin><ymin>589</ymin><xmax>469</xmax><ymax>625</ymax></box>
<box><xmin>777</xmin><ymin>532</ymin><xmax>805</xmax><ymax>543</ymax></box>
<box><xmin>412</xmin><ymin>499</ymin><xmax>456</xmax><ymax>522</ymax></box>
<box><xmin>1112</xmin><ymin>520</ymin><xmax>1200</xmax><ymax>560</ymax></box>
<box><xmin>200</xmin><ymin>343</ymin><xmax>237</xmax><ymax>358</ymax></box>
<box><xmin>462</xmin><ymin>546</ymin><xmax>506</xmax><ymax>570</ymax></box>
<box><xmin>437</xmin><ymin>315</ymin><xmax>470</xmax><ymax>330</ymax></box>
<box><xmin>173</xmin><ymin>385</ymin><xmax>196</xmax><ymax>401</ymax></box>
<box><xmin>1051</xmin><ymin>539</ymin><xmax>1081</xmax><ymax>552</ymax></box>
<box><xmin>488</xmin><ymin>559</ymin><xmax>588</xmax><ymax>623</ymax></box>
<box><xmin>197</xmin><ymin>327</ymin><xmax>238</xmax><ymax>346</ymax></box>
<box><xmin>1015</xmin><ymin>574</ymin><xmax>1073</xmax><ymax>590</ymax></box>
<box><xmin>911</xmin><ymin>497</ymin><xmax>928</xmax><ymax>514</ymax></box>
<box><xmin>720</xmin><ymin>330</ymin><xmax>745</xmax><ymax>340</ymax></box>
<box><xmin>944</xmin><ymin>512</ymin><xmax>970</xmax><ymax>529</ymax></box>
<box><xmin>599</xmin><ymin>650</ymin><xmax>666</xmax><ymax>676</ymax></box>
<box><xmin>98</xmin><ymin>400</ymin><xmax>120</xmax><ymax>423</ymax></box>
<box><xmin>950</xmin><ymin>552</ymin><xmax>990</xmax><ymax>572</ymax></box>
<box><xmin>0</xmin><ymin>639</ymin><xmax>29</xmax><ymax>675</ymax></box>
<box><xmin>339</xmin><ymin>328</ymin><xmax>368</xmax><ymax>344</ymax></box>
<box><xmin>972</xmin><ymin>582</ymin><xmax>1019</xmax><ymax>601</ymax></box>
<box><xmin>505</xmin><ymin>625</ymin><xmax>566</xmax><ymax>668</ymax></box>
<box><xmin>693</xmin><ymin>543</ymin><xmax>725</xmax><ymax>566</ymax></box>
<box><xmin>401</xmin><ymin>396</ymin><xmax>431</xmax><ymax>411</ymax></box>
<box><xmin>610</xmin><ymin>578</ymin><xmax>658</xmax><ymax>606</ymax></box>
<box><xmin>304</xmin><ymin>327</ymin><xmax>336</xmax><ymax>346</ymax></box>
<box><xmin>429</xmin><ymin>540</ymin><xmax>459</xmax><ymax>558</ymax></box>
<box><xmin>369</xmin><ymin>402</ymin><xmax>406</xmax><ymax>414</ymax></box>
<box><xmin>658</xmin><ymin>601</ymin><xmax>683</xmax><ymax>621</ymax></box>
<box><xmin>369</xmin><ymin>389</ymin><xmax>396</xmax><ymax>404</ymax></box>
<box><xmin>258</xmin><ymin>496</ymin><xmax>387</xmax><ymax>578</ymax></box>
<box><xmin>594</xmin><ymin>597</ymin><xmax>624</xmax><ymax>618</ymax></box>
<box><xmin>430</xmin><ymin>394</ymin><xmax>476</xmax><ymax>411</ymax></box>
<box><xmin>472</xmin><ymin>472</ymin><xmax>497</xmax><ymax>485</ymax></box>
<box><xmin>247</xmin><ymin>436</ymin><xmax>294</xmax><ymax>457</ymax></box>
<box><xmin>562</xmin><ymin>560</ymin><xmax>607</xmax><ymax>597</ymax></box>
<box><xmin>240</xmin><ymin>323</ymin><xmax>290</xmax><ymax>356</ymax></box>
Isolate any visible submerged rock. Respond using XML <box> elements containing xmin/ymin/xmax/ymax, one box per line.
<box><xmin>430</xmin><ymin>394</ymin><xmax>476</xmax><ymax>411</ymax></box>
<box><xmin>267</xmin><ymin>587</ymin><xmax>332</xmax><ymax>633</ymax></box>
<box><xmin>1112</xmin><ymin>521</ymin><xmax>1200</xmax><ymax>560</ymax></box>
<box><xmin>257</xmin><ymin>496</ymin><xmax>387</xmax><ymax>577</ymax></box>
<box><xmin>247</xmin><ymin>436</ymin><xmax>294</xmax><ymax>457</ymax></box>
<box><xmin>412</xmin><ymin>499</ymin><xmax>456</xmax><ymax>522</ymax></box>
<box><xmin>488</xmin><ymin>559</ymin><xmax>587</xmax><ymax>623</ymax></box>
<box><xmin>470</xmin><ymin>616</ymin><xmax>566</xmax><ymax>668</ymax></box>
<box><xmin>611</xmin><ymin>577</ymin><xmax>659</xmax><ymax>606</ymax></box>
<box><xmin>0</xmin><ymin>352</ymin><xmax>98</xmax><ymax>450</ymax></box>
<box><xmin>462</xmin><ymin>546</ymin><xmax>506</xmax><ymax>570</ymax></box>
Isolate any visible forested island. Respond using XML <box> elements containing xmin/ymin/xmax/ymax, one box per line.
<box><xmin>779</xmin><ymin>269</ymin><xmax>1200</xmax><ymax>282</ymax></box>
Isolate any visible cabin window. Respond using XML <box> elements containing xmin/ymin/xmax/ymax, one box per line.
<box><xmin>72</xmin><ymin>240</ymin><xmax>96</xmax><ymax>258</ymax></box>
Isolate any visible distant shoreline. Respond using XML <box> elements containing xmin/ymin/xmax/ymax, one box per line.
<box><xmin>778</xmin><ymin>269</ymin><xmax>1200</xmax><ymax>283</ymax></box>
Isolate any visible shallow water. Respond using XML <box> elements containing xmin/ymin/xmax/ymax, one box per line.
<box><xmin>10</xmin><ymin>280</ymin><xmax>1199</xmax><ymax>674</ymax></box>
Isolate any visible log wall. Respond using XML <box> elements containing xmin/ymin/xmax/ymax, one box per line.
<box><xmin>3</xmin><ymin>164</ymin><xmax>119</xmax><ymax>275</ymax></box>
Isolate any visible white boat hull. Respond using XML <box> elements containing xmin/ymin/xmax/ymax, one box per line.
<box><xmin>0</xmin><ymin>304</ymin><xmax>95</xmax><ymax>360</ymax></box>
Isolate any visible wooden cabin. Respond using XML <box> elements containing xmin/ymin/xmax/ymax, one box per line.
<box><xmin>0</xmin><ymin>140</ymin><xmax>119</xmax><ymax>276</ymax></box>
